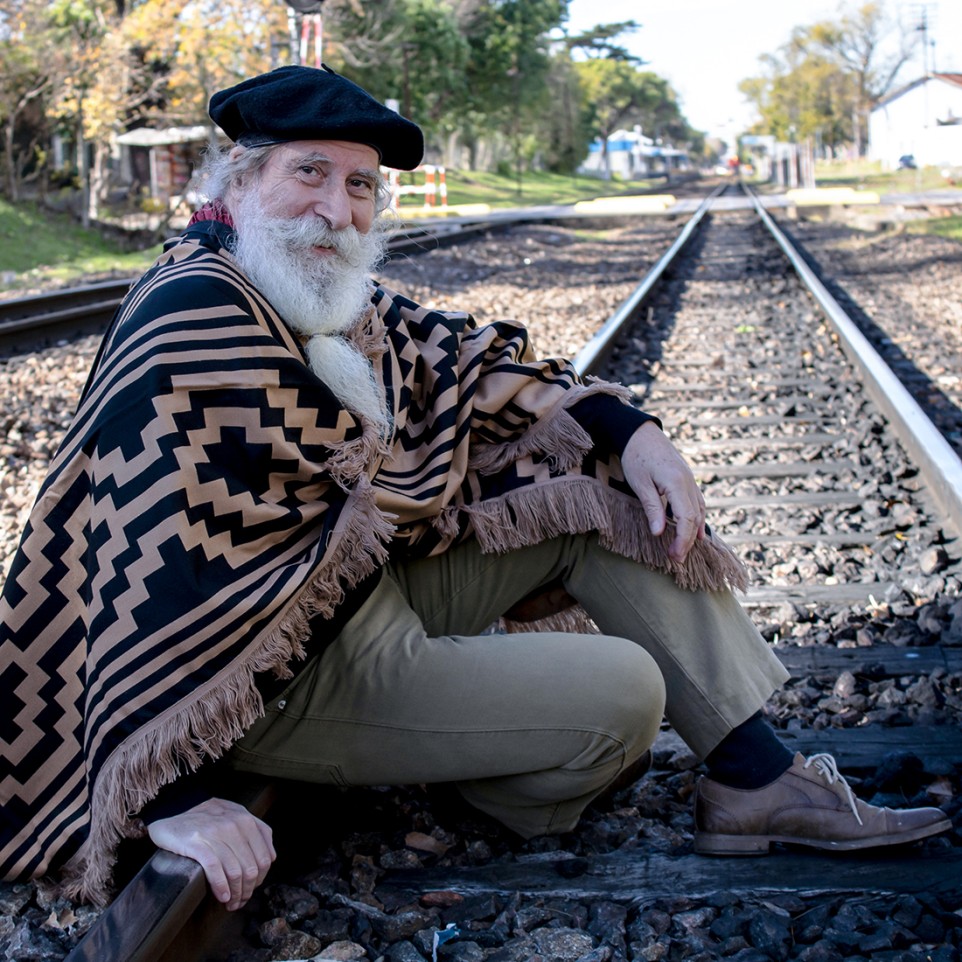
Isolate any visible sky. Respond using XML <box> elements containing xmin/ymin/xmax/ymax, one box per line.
<box><xmin>564</xmin><ymin>0</ymin><xmax>962</xmax><ymax>141</ymax></box>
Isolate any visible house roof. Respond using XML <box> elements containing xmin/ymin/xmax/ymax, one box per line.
<box><xmin>873</xmin><ymin>73</ymin><xmax>962</xmax><ymax>111</ymax></box>
<box><xmin>115</xmin><ymin>125</ymin><xmax>215</xmax><ymax>147</ymax></box>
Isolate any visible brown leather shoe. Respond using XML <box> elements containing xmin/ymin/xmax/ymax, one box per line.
<box><xmin>693</xmin><ymin>752</ymin><xmax>952</xmax><ymax>855</ymax></box>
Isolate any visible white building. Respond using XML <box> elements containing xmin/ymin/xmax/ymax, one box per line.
<box><xmin>579</xmin><ymin>126</ymin><xmax>690</xmax><ymax>180</ymax></box>
<box><xmin>868</xmin><ymin>72</ymin><xmax>962</xmax><ymax>169</ymax></box>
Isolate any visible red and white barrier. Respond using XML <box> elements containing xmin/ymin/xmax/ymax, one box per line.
<box><xmin>384</xmin><ymin>165</ymin><xmax>448</xmax><ymax>211</ymax></box>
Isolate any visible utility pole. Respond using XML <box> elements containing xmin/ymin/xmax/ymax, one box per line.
<box><xmin>283</xmin><ymin>0</ymin><xmax>325</xmax><ymax>67</ymax></box>
<box><xmin>912</xmin><ymin>4</ymin><xmax>937</xmax><ymax>77</ymax></box>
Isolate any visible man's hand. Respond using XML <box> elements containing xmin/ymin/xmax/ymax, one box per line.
<box><xmin>146</xmin><ymin>797</ymin><xmax>275</xmax><ymax>911</ymax></box>
<box><xmin>621</xmin><ymin>421</ymin><xmax>706</xmax><ymax>564</ymax></box>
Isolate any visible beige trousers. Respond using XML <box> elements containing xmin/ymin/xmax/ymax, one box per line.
<box><xmin>226</xmin><ymin>533</ymin><xmax>789</xmax><ymax>838</ymax></box>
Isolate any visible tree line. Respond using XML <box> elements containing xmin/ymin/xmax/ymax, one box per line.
<box><xmin>0</xmin><ymin>0</ymin><xmax>921</xmax><ymax>227</ymax></box>
<box><xmin>0</xmin><ymin>0</ymin><xmax>700</xmax><ymax>223</ymax></box>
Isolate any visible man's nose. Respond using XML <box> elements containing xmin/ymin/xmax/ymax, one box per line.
<box><xmin>312</xmin><ymin>187</ymin><xmax>352</xmax><ymax>231</ymax></box>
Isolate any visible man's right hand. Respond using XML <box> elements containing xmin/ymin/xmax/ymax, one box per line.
<box><xmin>146</xmin><ymin>797</ymin><xmax>276</xmax><ymax>911</ymax></box>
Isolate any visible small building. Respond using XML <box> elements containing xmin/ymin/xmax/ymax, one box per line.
<box><xmin>580</xmin><ymin>126</ymin><xmax>690</xmax><ymax>180</ymax></box>
<box><xmin>868</xmin><ymin>73</ymin><xmax>962</xmax><ymax>169</ymax></box>
<box><xmin>114</xmin><ymin>125</ymin><xmax>219</xmax><ymax>208</ymax></box>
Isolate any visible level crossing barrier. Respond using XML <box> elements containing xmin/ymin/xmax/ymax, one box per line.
<box><xmin>385</xmin><ymin>165</ymin><xmax>447</xmax><ymax>210</ymax></box>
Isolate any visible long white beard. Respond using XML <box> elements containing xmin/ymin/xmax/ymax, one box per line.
<box><xmin>229</xmin><ymin>192</ymin><xmax>390</xmax><ymax>430</ymax></box>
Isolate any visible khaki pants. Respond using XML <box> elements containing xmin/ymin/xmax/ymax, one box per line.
<box><xmin>226</xmin><ymin>533</ymin><xmax>789</xmax><ymax>838</ymax></box>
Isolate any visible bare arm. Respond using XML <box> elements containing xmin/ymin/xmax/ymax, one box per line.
<box><xmin>146</xmin><ymin>797</ymin><xmax>276</xmax><ymax>911</ymax></box>
<box><xmin>621</xmin><ymin>421</ymin><xmax>706</xmax><ymax>564</ymax></box>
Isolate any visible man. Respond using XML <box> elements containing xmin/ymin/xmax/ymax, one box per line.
<box><xmin>0</xmin><ymin>65</ymin><xmax>950</xmax><ymax>912</ymax></box>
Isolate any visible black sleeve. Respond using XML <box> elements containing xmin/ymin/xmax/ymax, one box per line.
<box><xmin>567</xmin><ymin>393</ymin><xmax>662</xmax><ymax>458</ymax></box>
<box><xmin>138</xmin><ymin>766</ymin><xmax>217</xmax><ymax>824</ymax></box>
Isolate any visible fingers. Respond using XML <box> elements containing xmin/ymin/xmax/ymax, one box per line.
<box><xmin>205</xmin><ymin>816</ymin><xmax>274</xmax><ymax>910</ymax></box>
<box><xmin>665</xmin><ymin>486</ymin><xmax>706</xmax><ymax>563</ymax></box>
<box><xmin>147</xmin><ymin>797</ymin><xmax>276</xmax><ymax>911</ymax></box>
<box><xmin>622</xmin><ymin>423</ymin><xmax>707</xmax><ymax>564</ymax></box>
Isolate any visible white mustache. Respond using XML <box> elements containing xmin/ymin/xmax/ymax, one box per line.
<box><xmin>260</xmin><ymin>216</ymin><xmax>368</xmax><ymax>266</ymax></box>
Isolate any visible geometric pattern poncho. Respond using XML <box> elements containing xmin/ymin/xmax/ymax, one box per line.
<box><xmin>0</xmin><ymin>219</ymin><xmax>747</xmax><ymax>905</ymax></box>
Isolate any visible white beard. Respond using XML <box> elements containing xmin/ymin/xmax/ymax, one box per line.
<box><xmin>229</xmin><ymin>191</ymin><xmax>390</xmax><ymax>431</ymax></box>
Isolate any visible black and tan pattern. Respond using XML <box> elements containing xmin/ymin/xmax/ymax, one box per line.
<box><xmin>1</xmin><ymin>219</ymin><xmax>746</xmax><ymax>906</ymax></box>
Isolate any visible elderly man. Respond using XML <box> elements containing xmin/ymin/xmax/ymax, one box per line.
<box><xmin>0</xmin><ymin>66</ymin><xmax>949</xmax><ymax>911</ymax></box>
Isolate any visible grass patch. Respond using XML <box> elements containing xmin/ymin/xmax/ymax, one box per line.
<box><xmin>907</xmin><ymin>214</ymin><xmax>962</xmax><ymax>241</ymax></box>
<box><xmin>814</xmin><ymin>159</ymin><xmax>952</xmax><ymax>193</ymax></box>
<box><xmin>0</xmin><ymin>196</ymin><xmax>160</xmax><ymax>293</ymax></box>
<box><xmin>394</xmin><ymin>167</ymin><xmax>668</xmax><ymax>211</ymax></box>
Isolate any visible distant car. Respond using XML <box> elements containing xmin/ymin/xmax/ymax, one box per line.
<box><xmin>898</xmin><ymin>154</ymin><xmax>917</xmax><ymax>169</ymax></box>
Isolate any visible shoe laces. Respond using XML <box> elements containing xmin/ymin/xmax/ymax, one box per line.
<box><xmin>803</xmin><ymin>753</ymin><xmax>863</xmax><ymax>826</ymax></box>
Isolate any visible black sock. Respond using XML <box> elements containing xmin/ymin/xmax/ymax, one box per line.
<box><xmin>705</xmin><ymin>710</ymin><xmax>794</xmax><ymax>789</ymax></box>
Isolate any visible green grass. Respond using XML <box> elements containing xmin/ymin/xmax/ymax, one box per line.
<box><xmin>907</xmin><ymin>214</ymin><xmax>962</xmax><ymax>241</ymax></box>
<box><xmin>0</xmin><ymin>196</ymin><xmax>161</xmax><ymax>293</ymax></box>
<box><xmin>394</xmin><ymin>167</ymin><xmax>668</xmax><ymax>211</ymax></box>
<box><xmin>814</xmin><ymin>159</ymin><xmax>952</xmax><ymax>193</ymax></box>
<box><xmin>812</xmin><ymin>160</ymin><xmax>962</xmax><ymax>240</ymax></box>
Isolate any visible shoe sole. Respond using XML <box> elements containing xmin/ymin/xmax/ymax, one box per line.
<box><xmin>694</xmin><ymin>815</ymin><xmax>953</xmax><ymax>855</ymax></box>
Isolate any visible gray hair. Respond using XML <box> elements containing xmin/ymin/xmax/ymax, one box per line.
<box><xmin>191</xmin><ymin>142</ymin><xmax>394</xmax><ymax>214</ymax></box>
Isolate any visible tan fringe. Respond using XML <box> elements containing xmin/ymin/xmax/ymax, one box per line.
<box><xmin>468</xmin><ymin>382</ymin><xmax>631</xmax><ymax>476</ymax></box>
<box><xmin>61</xmin><ymin>484</ymin><xmax>395</xmax><ymax>907</ymax></box>
<box><xmin>463</xmin><ymin>477</ymin><xmax>748</xmax><ymax>594</ymax></box>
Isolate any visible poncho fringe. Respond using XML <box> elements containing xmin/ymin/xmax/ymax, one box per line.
<box><xmin>467</xmin><ymin>381</ymin><xmax>632</xmax><ymax>476</ymax></box>
<box><xmin>1</xmin><ymin>220</ymin><xmax>748</xmax><ymax>908</ymax></box>
<box><xmin>460</xmin><ymin>476</ymin><xmax>748</xmax><ymax>594</ymax></box>
<box><xmin>60</xmin><ymin>482</ymin><xmax>393</xmax><ymax>905</ymax></box>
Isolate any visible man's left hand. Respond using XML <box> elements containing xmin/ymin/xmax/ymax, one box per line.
<box><xmin>621</xmin><ymin>421</ymin><xmax>706</xmax><ymax>564</ymax></box>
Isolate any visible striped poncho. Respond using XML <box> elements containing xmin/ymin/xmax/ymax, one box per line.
<box><xmin>0</xmin><ymin>219</ymin><xmax>746</xmax><ymax>905</ymax></box>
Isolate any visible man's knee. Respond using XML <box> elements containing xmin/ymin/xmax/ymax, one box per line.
<box><xmin>591</xmin><ymin>636</ymin><xmax>666</xmax><ymax>755</ymax></box>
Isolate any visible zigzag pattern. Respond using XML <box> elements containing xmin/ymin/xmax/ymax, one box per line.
<box><xmin>0</xmin><ymin>225</ymin><xmax>370</xmax><ymax>885</ymax></box>
<box><xmin>1</xmin><ymin>219</ymin><xmax>643</xmax><ymax>902</ymax></box>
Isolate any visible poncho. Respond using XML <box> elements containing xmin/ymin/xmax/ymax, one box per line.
<box><xmin>0</xmin><ymin>219</ymin><xmax>747</xmax><ymax>905</ymax></box>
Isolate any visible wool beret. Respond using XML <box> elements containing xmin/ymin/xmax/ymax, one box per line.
<box><xmin>209</xmin><ymin>64</ymin><xmax>424</xmax><ymax>170</ymax></box>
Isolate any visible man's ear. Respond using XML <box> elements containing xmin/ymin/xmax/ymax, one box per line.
<box><xmin>228</xmin><ymin>145</ymin><xmax>248</xmax><ymax>187</ymax></box>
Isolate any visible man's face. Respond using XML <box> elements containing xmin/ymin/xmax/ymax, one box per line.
<box><xmin>248</xmin><ymin>139</ymin><xmax>381</xmax><ymax>240</ymax></box>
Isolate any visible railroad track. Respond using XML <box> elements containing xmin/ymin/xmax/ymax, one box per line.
<box><xmin>0</xmin><ymin>220</ymin><xmax>509</xmax><ymax>352</ymax></box>
<box><xmin>36</xmin><ymin>183</ymin><xmax>962</xmax><ymax>960</ymax></box>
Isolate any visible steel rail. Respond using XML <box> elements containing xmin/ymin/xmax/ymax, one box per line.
<box><xmin>746</xmin><ymin>185</ymin><xmax>962</xmax><ymax>536</ymax></box>
<box><xmin>571</xmin><ymin>183</ymin><xmax>726</xmax><ymax>376</ymax></box>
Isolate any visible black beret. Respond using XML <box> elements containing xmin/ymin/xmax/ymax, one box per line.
<box><xmin>209</xmin><ymin>64</ymin><xmax>424</xmax><ymax>170</ymax></box>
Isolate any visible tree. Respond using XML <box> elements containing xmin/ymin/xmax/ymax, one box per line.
<box><xmin>814</xmin><ymin>3</ymin><xmax>916</xmax><ymax>153</ymax></box>
<box><xmin>47</xmin><ymin>0</ymin><xmax>113</xmax><ymax>226</ymax></box>
<box><xmin>575</xmin><ymin>60</ymin><xmax>689</xmax><ymax>178</ymax></box>
<box><xmin>739</xmin><ymin>2</ymin><xmax>916</xmax><ymax>155</ymax></box>
<box><xmin>460</xmin><ymin>0</ymin><xmax>568</xmax><ymax>185</ymax></box>
<box><xmin>324</xmin><ymin>0</ymin><xmax>471</xmax><ymax>146</ymax></box>
<box><xmin>0</xmin><ymin>0</ymin><xmax>54</xmax><ymax>200</ymax></box>
<box><xmin>535</xmin><ymin>47</ymin><xmax>590</xmax><ymax>174</ymax></box>
<box><xmin>562</xmin><ymin>20</ymin><xmax>641</xmax><ymax>63</ymax></box>
<box><xmin>123</xmin><ymin>0</ymin><xmax>283</xmax><ymax>129</ymax></box>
